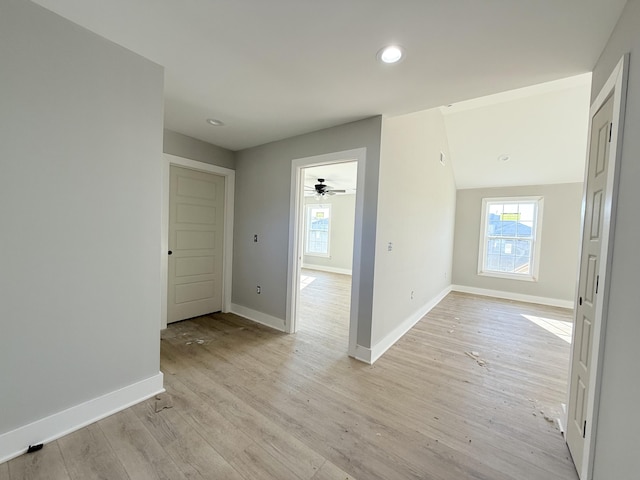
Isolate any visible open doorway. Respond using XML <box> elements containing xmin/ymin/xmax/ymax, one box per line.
<box><xmin>286</xmin><ymin>148</ymin><xmax>366</xmax><ymax>355</ymax></box>
<box><xmin>297</xmin><ymin>163</ymin><xmax>357</xmax><ymax>339</ymax></box>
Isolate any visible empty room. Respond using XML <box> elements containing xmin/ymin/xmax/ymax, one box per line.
<box><xmin>1</xmin><ymin>1</ymin><xmax>639</xmax><ymax>479</ymax></box>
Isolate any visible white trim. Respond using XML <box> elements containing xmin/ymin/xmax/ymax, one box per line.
<box><xmin>366</xmin><ymin>286</ymin><xmax>452</xmax><ymax>364</ymax></box>
<box><xmin>352</xmin><ymin>344</ymin><xmax>372</xmax><ymax>364</ymax></box>
<box><xmin>477</xmin><ymin>196</ymin><xmax>544</xmax><ymax>282</ymax></box>
<box><xmin>161</xmin><ymin>154</ymin><xmax>235</xmax><ymax>329</ymax></box>
<box><xmin>301</xmin><ymin>264</ymin><xmax>352</xmax><ymax>276</ymax></box>
<box><xmin>451</xmin><ymin>284</ymin><xmax>574</xmax><ymax>309</ymax></box>
<box><xmin>567</xmin><ymin>54</ymin><xmax>629</xmax><ymax>480</ymax></box>
<box><xmin>0</xmin><ymin>373</ymin><xmax>164</xmax><ymax>464</ymax></box>
<box><xmin>230</xmin><ymin>303</ymin><xmax>286</xmax><ymax>332</ymax></box>
<box><xmin>287</xmin><ymin>148</ymin><xmax>367</xmax><ymax>361</ymax></box>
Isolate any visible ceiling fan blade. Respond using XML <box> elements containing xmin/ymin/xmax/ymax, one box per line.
<box><xmin>328</xmin><ymin>189</ymin><xmax>346</xmax><ymax>193</ymax></box>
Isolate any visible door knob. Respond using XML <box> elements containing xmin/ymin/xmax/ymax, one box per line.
<box><xmin>168</xmin><ymin>250</ymin><xmax>173</xmax><ymax>255</ymax></box>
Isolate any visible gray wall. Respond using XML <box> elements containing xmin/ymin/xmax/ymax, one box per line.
<box><xmin>589</xmin><ymin>1</ymin><xmax>640</xmax><ymax>476</ymax></box>
<box><xmin>452</xmin><ymin>183</ymin><xmax>583</xmax><ymax>303</ymax></box>
<box><xmin>233</xmin><ymin>116</ymin><xmax>382</xmax><ymax>348</ymax></box>
<box><xmin>164</xmin><ymin>129</ymin><xmax>235</xmax><ymax>169</ymax></box>
<box><xmin>0</xmin><ymin>0</ymin><xmax>163</xmax><ymax>435</ymax></box>
<box><xmin>303</xmin><ymin>194</ymin><xmax>355</xmax><ymax>272</ymax></box>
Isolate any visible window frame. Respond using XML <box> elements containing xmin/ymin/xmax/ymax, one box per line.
<box><xmin>477</xmin><ymin>196</ymin><xmax>544</xmax><ymax>282</ymax></box>
<box><xmin>304</xmin><ymin>203</ymin><xmax>331</xmax><ymax>258</ymax></box>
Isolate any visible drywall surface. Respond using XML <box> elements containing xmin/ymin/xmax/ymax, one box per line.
<box><xmin>589</xmin><ymin>1</ymin><xmax>640</xmax><ymax>476</ymax></box>
<box><xmin>443</xmin><ymin>83</ymin><xmax>590</xmax><ymax>189</ymax></box>
<box><xmin>233</xmin><ymin>117</ymin><xmax>381</xmax><ymax>347</ymax></box>
<box><xmin>0</xmin><ymin>0</ymin><xmax>163</xmax><ymax>435</ymax></box>
<box><xmin>303</xmin><ymin>194</ymin><xmax>356</xmax><ymax>273</ymax></box>
<box><xmin>372</xmin><ymin>109</ymin><xmax>456</xmax><ymax>347</ymax></box>
<box><xmin>163</xmin><ymin>129</ymin><xmax>235</xmax><ymax>169</ymax></box>
<box><xmin>452</xmin><ymin>183</ymin><xmax>583</xmax><ymax>303</ymax></box>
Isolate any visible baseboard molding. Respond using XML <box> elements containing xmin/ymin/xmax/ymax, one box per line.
<box><xmin>350</xmin><ymin>344</ymin><xmax>372</xmax><ymax>364</ymax></box>
<box><xmin>301</xmin><ymin>264</ymin><xmax>352</xmax><ymax>276</ymax></box>
<box><xmin>0</xmin><ymin>373</ymin><xmax>164</xmax><ymax>464</ymax></box>
<box><xmin>451</xmin><ymin>285</ymin><xmax>574</xmax><ymax>309</ymax></box>
<box><xmin>368</xmin><ymin>286</ymin><xmax>452</xmax><ymax>365</ymax></box>
<box><xmin>230</xmin><ymin>303</ymin><xmax>286</xmax><ymax>332</ymax></box>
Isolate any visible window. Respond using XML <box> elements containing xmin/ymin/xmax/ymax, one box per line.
<box><xmin>305</xmin><ymin>204</ymin><xmax>331</xmax><ymax>256</ymax></box>
<box><xmin>478</xmin><ymin>197</ymin><xmax>543</xmax><ymax>281</ymax></box>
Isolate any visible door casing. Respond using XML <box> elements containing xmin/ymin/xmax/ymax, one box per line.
<box><xmin>161</xmin><ymin>153</ymin><xmax>235</xmax><ymax>329</ymax></box>
<box><xmin>287</xmin><ymin>148</ymin><xmax>366</xmax><ymax>358</ymax></box>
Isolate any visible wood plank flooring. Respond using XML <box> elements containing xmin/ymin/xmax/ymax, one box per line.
<box><xmin>2</xmin><ymin>270</ymin><xmax>578</xmax><ymax>479</ymax></box>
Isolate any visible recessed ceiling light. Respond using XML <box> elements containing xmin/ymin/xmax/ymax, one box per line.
<box><xmin>377</xmin><ymin>45</ymin><xmax>405</xmax><ymax>64</ymax></box>
<box><xmin>498</xmin><ymin>154</ymin><xmax>511</xmax><ymax>162</ymax></box>
<box><xmin>206</xmin><ymin>118</ymin><xmax>224</xmax><ymax>126</ymax></box>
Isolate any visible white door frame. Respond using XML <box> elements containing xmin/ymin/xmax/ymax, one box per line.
<box><xmin>566</xmin><ymin>54</ymin><xmax>628</xmax><ymax>479</ymax></box>
<box><xmin>161</xmin><ymin>153</ymin><xmax>235</xmax><ymax>329</ymax></box>
<box><xmin>286</xmin><ymin>148</ymin><xmax>366</xmax><ymax>357</ymax></box>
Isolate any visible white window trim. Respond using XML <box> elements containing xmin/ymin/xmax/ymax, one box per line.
<box><xmin>477</xmin><ymin>196</ymin><xmax>544</xmax><ymax>282</ymax></box>
<box><xmin>304</xmin><ymin>203</ymin><xmax>331</xmax><ymax>258</ymax></box>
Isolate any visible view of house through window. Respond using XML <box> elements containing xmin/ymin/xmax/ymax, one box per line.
<box><xmin>478</xmin><ymin>197</ymin><xmax>543</xmax><ymax>280</ymax></box>
<box><xmin>305</xmin><ymin>204</ymin><xmax>331</xmax><ymax>256</ymax></box>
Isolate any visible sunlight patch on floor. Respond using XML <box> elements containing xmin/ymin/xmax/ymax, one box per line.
<box><xmin>522</xmin><ymin>314</ymin><xmax>573</xmax><ymax>344</ymax></box>
<box><xmin>300</xmin><ymin>274</ymin><xmax>317</xmax><ymax>290</ymax></box>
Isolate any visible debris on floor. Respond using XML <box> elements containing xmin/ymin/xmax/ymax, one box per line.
<box><xmin>464</xmin><ymin>350</ymin><xmax>487</xmax><ymax>367</ymax></box>
<box><xmin>155</xmin><ymin>393</ymin><xmax>174</xmax><ymax>413</ymax></box>
<box><xmin>185</xmin><ymin>339</ymin><xmax>206</xmax><ymax>345</ymax></box>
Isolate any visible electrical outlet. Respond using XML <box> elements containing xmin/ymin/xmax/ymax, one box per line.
<box><xmin>256</xmin><ymin>286</ymin><xmax>261</xmax><ymax>294</ymax></box>
<box><xmin>411</xmin><ymin>290</ymin><xmax>414</xmax><ymax>300</ymax></box>
<box><xmin>388</xmin><ymin>242</ymin><xmax>393</xmax><ymax>252</ymax></box>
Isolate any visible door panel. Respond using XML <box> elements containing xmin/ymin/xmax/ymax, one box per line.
<box><xmin>566</xmin><ymin>94</ymin><xmax>614</xmax><ymax>474</ymax></box>
<box><xmin>168</xmin><ymin>166</ymin><xmax>225</xmax><ymax>323</ymax></box>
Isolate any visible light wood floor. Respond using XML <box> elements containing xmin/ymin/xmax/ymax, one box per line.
<box><xmin>1</xmin><ymin>271</ymin><xmax>578</xmax><ymax>480</ymax></box>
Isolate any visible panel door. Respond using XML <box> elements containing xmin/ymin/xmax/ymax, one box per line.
<box><xmin>566</xmin><ymin>94</ymin><xmax>614</xmax><ymax>475</ymax></box>
<box><xmin>168</xmin><ymin>166</ymin><xmax>225</xmax><ymax>323</ymax></box>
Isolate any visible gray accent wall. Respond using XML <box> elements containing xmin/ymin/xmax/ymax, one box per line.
<box><xmin>0</xmin><ymin>0</ymin><xmax>163</xmax><ymax>435</ymax></box>
<box><xmin>164</xmin><ymin>129</ymin><xmax>235</xmax><ymax>169</ymax></box>
<box><xmin>452</xmin><ymin>183</ymin><xmax>583</xmax><ymax>303</ymax></box>
<box><xmin>233</xmin><ymin>117</ymin><xmax>382</xmax><ymax>348</ymax></box>
<box><xmin>589</xmin><ymin>1</ymin><xmax>640</xmax><ymax>476</ymax></box>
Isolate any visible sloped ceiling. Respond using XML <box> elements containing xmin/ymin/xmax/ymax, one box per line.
<box><xmin>442</xmin><ymin>74</ymin><xmax>591</xmax><ymax>189</ymax></box>
<box><xmin>30</xmin><ymin>0</ymin><xmax>626</xmax><ymax>151</ymax></box>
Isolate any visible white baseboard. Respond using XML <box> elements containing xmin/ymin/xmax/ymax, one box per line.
<box><xmin>350</xmin><ymin>344</ymin><xmax>372</xmax><ymax>364</ymax></box>
<box><xmin>230</xmin><ymin>303</ymin><xmax>286</xmax><ymax>332</ymax></box>
<box><xmin>451</xmin><ymin>285</ymin><xmax>574</xmax><ymax>309</ymax></box>
<box><xmin>0</xmin><ymin>373</ymin><xmax>164</xmax><ymax>464</ymax></box>
<box><xmin>301</xmin><ymin>264</ymin><xmax>352</xmax><ymax>276</ymax></box>
<box><xmin>367</xmin><ymin>286</ymin><xmax>452</xmax><ymax>365</ymax></box>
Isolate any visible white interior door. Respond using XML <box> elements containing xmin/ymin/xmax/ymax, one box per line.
<box><xmin>566</xmin><ymin>94</ymin><xmax>614</xmax><ymax>475</ymax></box>
<box><xmin>168</xmin><ymin>166</ymin><xmax>225</xmax><ymax>323</ymax></box>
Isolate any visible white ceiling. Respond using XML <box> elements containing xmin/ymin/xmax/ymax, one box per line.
<box><xmin>442</xmin><ymin>74</ymin><xmax>592</xmax><ymax>189</ymax></box>
<box><xmin>30</xmin><ymin>0</ymin><xmax>626</xmax><ymax>152</ymax></box>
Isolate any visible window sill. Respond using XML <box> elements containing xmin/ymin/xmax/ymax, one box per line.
<box><xmin>305</xmin><ymin>253</ymin><xmax>330</xmax><ymax>258</ymax></box>
<box><xmin>478</xmin><ymin>271</ymin><xmax>537</xmax><ymax>282</ymax></box>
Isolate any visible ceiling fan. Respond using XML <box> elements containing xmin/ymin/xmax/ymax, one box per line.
<box><xmin>305</xmin><ymin>178</ymin><xmax>346</xmax><ymax>197</ymax></box>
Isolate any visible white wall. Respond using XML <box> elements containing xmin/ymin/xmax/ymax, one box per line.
<box><xmin>371</xmin><ymin>109</ymin><xmax>456</xmax><ymax>355</ymax></box>
<box><xmin>588</xmin><ymin>1</ymin><xmax>640</xmax><ymax>477</ymax></box>
<box><xmin>452</xmin><ymin>183</ymin><xmax>583</xmax><ymax>305</ymax></box>
<box><xmin>0</xmin><ymin>0</ymin><xmax>164</xmax><ymax>460</ymax></box>
<box><xmin>303</xmin><ymin>194</ymin><xmax>355</xmax><ymax>274</ymax></box>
